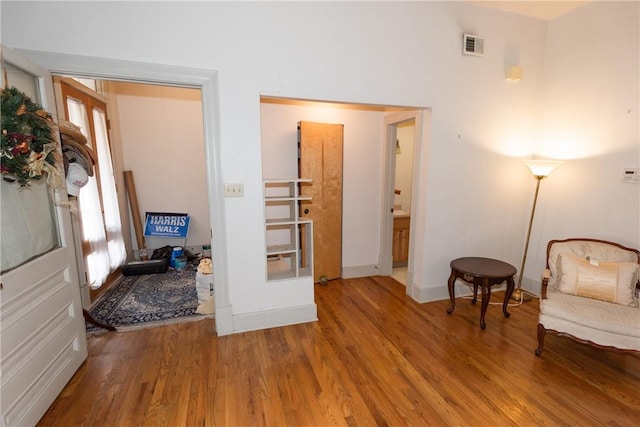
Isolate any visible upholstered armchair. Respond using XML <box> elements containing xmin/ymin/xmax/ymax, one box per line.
<box><xmin>535</xmin><ymin>238</ymin><xmax>640</xmax><ymax>356</ymax></box>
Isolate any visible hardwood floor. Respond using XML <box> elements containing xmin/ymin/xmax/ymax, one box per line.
<box><xmin>38</xmin><ymin>276</ymin><xmax>640</xmax><ymax>426</ymax></box>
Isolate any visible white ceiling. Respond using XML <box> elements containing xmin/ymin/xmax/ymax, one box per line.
<box><xmin>470</xmin><ymin>1</ymin><xmax>590</xmax><ymax>20</ymax></box>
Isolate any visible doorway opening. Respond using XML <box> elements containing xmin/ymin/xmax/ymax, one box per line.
<box><xmin>260</xmin><ymin>96</ymin><xmax>426</xmax><ymax>291</ymax></box>
<box><xmin>19</xmin><ymin>50</ymin><xmax>233</xmax><ymax>336</ymax></box>
<box><xmin>53</xmin><ymin>77</ymin><xmax>210</xmax><ymax>313</ymax></box>
<box><xmin>391</xmin><ymin>118</ymin><xmax>416</xmax><ymax>286</ymax></box>
<box><xmin>379</xmin><ymin>109</ymin><xmax>423</xmax><ymax>294</ymax></box>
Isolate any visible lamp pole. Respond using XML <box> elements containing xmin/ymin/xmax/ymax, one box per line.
<box><xmin>512</xmin><ymin>175</ymin><xmax>544</xmax><ymax>302</ymax></box>
<box><xmin>513</xmin><ymin>159</ymin><xmax>564</xmax><ymax>302</ymax></box>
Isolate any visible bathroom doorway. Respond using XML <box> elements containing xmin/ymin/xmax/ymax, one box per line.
<box><xmin>379</xmin><ymin>110</ymin><xmax>422</xmax><ymax>292</ymax></box>
<box><xmin>391</xmin><ymin>119</ymin><xmax>415</xmax><ymax>286</ymax></box>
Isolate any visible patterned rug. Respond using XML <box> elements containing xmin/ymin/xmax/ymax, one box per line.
<box><xmin>86</xmin><ymin>260</ymin><xmax>213</xmax><ymax>335</ymax></box>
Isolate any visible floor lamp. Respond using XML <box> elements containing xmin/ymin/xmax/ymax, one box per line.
<box><xmin>512</xmin><ymin>159</ymin><xmax>564</xmax><ymax>302</ymax></box>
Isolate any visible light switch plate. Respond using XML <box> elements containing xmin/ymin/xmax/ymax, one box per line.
<box><xmin>622</xmin><ymin>168</ymin><xmax>640</xmax><ymax>183</ymax></box>
<box><xmin>224</xmin><ymin>183</ymin><xmax>244</xmax><ymax>197</ymax></box>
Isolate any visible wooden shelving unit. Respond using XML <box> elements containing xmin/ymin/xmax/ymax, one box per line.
<box><xmin>264</xmin><ymin>179</ymin><xmax>313</xmax><ymax>280</ymax></box>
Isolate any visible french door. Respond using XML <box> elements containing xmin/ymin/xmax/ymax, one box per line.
<box><xmin>56</xmin><ymin>77</ymin><xmax>126</xmax><ymax>297</ymax></box>
<box><xmin>0</xmin><ymin>46</ymin><xmax>88</xmax><ymax>426</ymax></box>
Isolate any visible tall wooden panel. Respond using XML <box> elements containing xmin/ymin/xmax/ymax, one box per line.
<box><xmin>298</xmin><ymin>121</ymin><xmax>344</xmax><ymax>282</ymax></box>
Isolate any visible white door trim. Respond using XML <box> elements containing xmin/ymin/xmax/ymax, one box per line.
<box><xmin>17</xmin><ymin>49</ymin><xmax>233</xmax><ymax>336</ymax></box>
<box><xmin>380</xmin><ymin>110</ymin><xmax>424</xmax><ymax>295</ymax></box>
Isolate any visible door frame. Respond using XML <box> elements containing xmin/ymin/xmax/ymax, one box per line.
<box><xmin>17</xmin><ymin>49</ymin><xmax>233</xmax><ymax>335</ymax></box>
<box><xmin>379</xmin><ymin>109</ymin><xmax>424</xmax><ymax>295</ymax></box>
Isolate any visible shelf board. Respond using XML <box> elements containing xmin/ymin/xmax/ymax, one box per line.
<box><xmin>264</xmin><ymin>178</ymin><xmax>313</xmax><ymax>281</ymax></box>
<box><xmin>266</xmin><ymin>218</ymin><xmax>312</xmax><ymax>225</ymax></box>
<box><xmin>265</xmin><ymin>196</ymin><xmax>312</xmax><ymax>202</ymax></box>
<box><xmin>266</xmin><ymin>218</ymin><xmax>297</xmax><ymax>226</ymax></box>
<box><xmin>267</xmin><ymin>244</ymin><xmax>297</xmax><ymax>255</ymax></box>
<box><xmin>263</xmin><ymin>178</ymin><xmax>312</xmax><ymax>183</ymax></box>
<box><xmin>265</xmin><ymin>196</ymin><xmax>297</xmax><ymax>201</ymax></box>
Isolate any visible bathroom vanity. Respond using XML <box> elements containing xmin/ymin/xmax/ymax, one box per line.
<box><xmin>392</xmin><ymin>211</ymin><xmax>410</xmax><ymax>266</ymax></box>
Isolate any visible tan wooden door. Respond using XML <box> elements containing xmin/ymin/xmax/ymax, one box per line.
<box><xmin>298</xmin><ymin>121</ymin><xmax>343</xmax><ymax>282</ymax></box>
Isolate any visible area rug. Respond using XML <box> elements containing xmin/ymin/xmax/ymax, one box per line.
<box><xmin>86</xmin><ymin>261</ymin><xmax>213</xmax><ymax>335</ymax></box>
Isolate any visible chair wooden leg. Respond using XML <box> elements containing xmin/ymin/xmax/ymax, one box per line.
<box><xmin>535</xmin><ymin>323</ymin><xmax>546</xmax><ymax>356</ymax></box>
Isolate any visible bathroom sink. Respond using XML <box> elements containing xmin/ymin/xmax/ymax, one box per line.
<box><xmin>393</xmin><ymin>209</ymin><xmax>410</xmax><ymax>217</ymax></box>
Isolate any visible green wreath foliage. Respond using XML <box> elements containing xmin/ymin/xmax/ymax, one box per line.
<box><xmin>1</xmin><ymin>86</ymin><xmax>58</xmax><ymax>187</ymax></box>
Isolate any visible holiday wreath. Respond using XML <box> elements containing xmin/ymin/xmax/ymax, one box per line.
<box><xmin>1</xmin><ymin>86</ymin><xmax>62</xmax><ymax>187</ymax></box>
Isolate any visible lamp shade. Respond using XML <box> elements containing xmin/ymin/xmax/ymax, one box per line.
<box><xmin>522</xmin><ymin>159</ymin><xmax>564</xmax><ymax>177</ymax></box>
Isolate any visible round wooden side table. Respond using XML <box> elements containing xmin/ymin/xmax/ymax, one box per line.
<box><xmin>446</xmin><ymin>257</ymin><xmax>517</xmax><ymax>330</ymax></box>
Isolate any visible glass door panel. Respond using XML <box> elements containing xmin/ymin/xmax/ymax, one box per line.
<box><xmin>93</xmin><ymin>107</ymin><xmax>126</xmax><ymax>269</ymax></box>
<box><xmin>65</xmin><ymin>96</ymin><xmax>110</xmax><ymax>287</ymax></box>
<box><xmin>0</xmin><ymin>60</ymin><xmax>60</xmax><ymax>272</ymax></box>
<box><xmin>60</xmin><ymin>80</ymin><xmax>125</xmax><ymax>288</ymax></box>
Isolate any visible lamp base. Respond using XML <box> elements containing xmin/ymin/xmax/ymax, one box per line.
<box><xmin>510</xmin><ymin>289</ymin><xmax>532</xmax><ymax>302</ymax></box>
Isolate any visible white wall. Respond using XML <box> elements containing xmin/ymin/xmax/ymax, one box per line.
<box><xmin>109</xmin><ymin>82</ymin><xmax>210</xmax><ymax>252</ymax></box>
<box><xmin>2</xmin><ymin>1</ymin><xmax>636</xmax><ymax>331</ymax></box>
<box><xmin>395</xmin><ymin>122</ymin><xmax>415</xmax><ymax>212</ymax></box>
<box><xmin>529</xmin><ymin>1</ymin><xmax>640</xmax><ymax>282</ymax></box>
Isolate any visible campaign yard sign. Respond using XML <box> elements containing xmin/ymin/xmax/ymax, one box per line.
<box><xmin>144</xmin><ymin>212</ymin><xmax>190</xmax><ymax>238</ymax></box>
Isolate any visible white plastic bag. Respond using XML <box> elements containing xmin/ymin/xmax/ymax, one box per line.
<box><xmin>195</xmin><ymin>271</ymin><xmax>213</xmax><ymax>304</ymax></box>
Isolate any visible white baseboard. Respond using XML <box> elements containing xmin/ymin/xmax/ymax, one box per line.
<box><xmin>410</xmin><ymin>274</ymin><xmax>540</xmax><ymax>304</ymax></box>
<box><xmin>342</xmin><ymin>264</ymin><xmax>379</xmax><ymax>279</ymax></box>
<box><xmin>410</xmin><ymin>282</ymin><xmax>450</xmax><ymax>303</ymax></box>
<box><xmin>519</xmin><ymin>274</ymin><xmax>540</xmax><ymax>296</ymax></box>
<box><xmin>214</xmin><ymin>304</ymin><xmax>234</xmax><ymax>336</ymax></box>
<box><xmin>232</xmin><ymin>303</ymin><xmax>318</xmax><ymax>333</ymax></box>
<box><xmin>223</xmin><ymin>275</ymin><xmax>539</xmax><ymax>335</ymax></box>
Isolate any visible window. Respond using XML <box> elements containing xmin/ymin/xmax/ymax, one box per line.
<box><xmin>1</xmin><ymin>60</ymin><xmax>60</xmax><ymax>272</ymax></box>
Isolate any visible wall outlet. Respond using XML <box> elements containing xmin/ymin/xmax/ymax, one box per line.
<box><xmin>224</xmin><ymin>183</ymin><xmax>244</xmax><ymax>197</ymax></box>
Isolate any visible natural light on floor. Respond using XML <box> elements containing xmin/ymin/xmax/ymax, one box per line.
<box><xmin>392</xmin><ymin>267</ymin><xmax>407</xmax><ymax>286</ymax></box>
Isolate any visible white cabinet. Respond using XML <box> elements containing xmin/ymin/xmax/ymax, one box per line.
<box><xmin>264</xmin><ymin>179</ymin><xmax>313</xmax><ymax>280</ymax></box>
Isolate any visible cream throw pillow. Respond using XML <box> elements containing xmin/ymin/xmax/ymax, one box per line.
<box><xmin>557</xmin><ymin>253</ymin><xmax>639</xmax><ymax>306</ymax></box>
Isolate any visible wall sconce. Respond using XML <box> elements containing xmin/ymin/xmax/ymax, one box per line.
<box><xmin>507</xmin><ymin>66</ymin><xmax>524</xmax><ymax>81</ymax></box>
<box><xmin>396</xmin><ymin>139</ymin><xmax>402</xmax><ymax>154</ymax></box>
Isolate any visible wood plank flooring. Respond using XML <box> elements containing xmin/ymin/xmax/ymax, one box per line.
<box><xmin>37</xmin><ymin>276</ymin><xmax>640</xmax><ymax>426</ymax></box>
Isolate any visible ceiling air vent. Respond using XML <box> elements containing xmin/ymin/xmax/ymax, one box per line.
<box><xmin>463</xmin><ymin>33</ymin><xmax>484</xmax><ymax>56</ymax></box>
